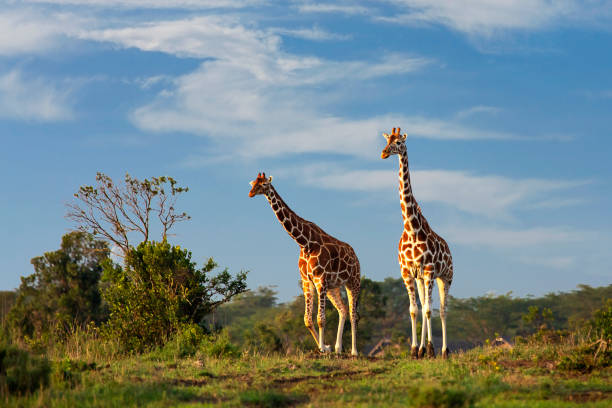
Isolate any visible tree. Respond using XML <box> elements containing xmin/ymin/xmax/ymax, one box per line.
<box><xmin>7</xmin><ymin>232</ymin><xmax>109</xmax><ymax>340</ymax></box>
<box><xmin>101</xmin><ymin>240</ymin><xmax>248</xmax><ymax>352</ymax></box>
<box><xmin>66</xmin><ymin>173</ymin><xmax>190</xmax><ymax>257</ymax></box>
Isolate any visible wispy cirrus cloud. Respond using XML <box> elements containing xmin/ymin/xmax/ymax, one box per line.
<box><xmin>297</xmin><ymin>3</ymin><xmax>372</xmax><ymax>15</ymax></box>
<box><xmin>22</xmin><ymin>0</ymin><xmax>263</xmax><ymax>9</ymax></box>
<box><xmin>455</xmin><ymin>105</ymin><xmax>502</xmax><ymax>119</ymax></box>
<box><xmin>0</xmin><ymin>70</ymin><xmax>73</xmax><ymax>121</ymax></box>
<box><xmin>280</xmin><ymin>163</ymin><xmax>589</xmax><ymax>219</ymax></box>
<box><xmin>269</xmin><ymin>26</ymin><xmax>351</xmax><ymax>41</ymax></box>
<box><xmin>380</xmin><ymin>0</ymin><xmax>612</xmax><ymax>36</ymax></box>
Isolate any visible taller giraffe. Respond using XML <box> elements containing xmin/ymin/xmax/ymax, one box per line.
<box><xmin>381</xmin><ymin>127</ymin><xmax>454</xmax><ymax>359</ymax></box>
<box><xmin>249</xmin><ymin>173</ymin><xmax>361</xmax><ymax>355</ymax></box>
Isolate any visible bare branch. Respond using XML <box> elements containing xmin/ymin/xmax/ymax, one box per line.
<box><xmin>66</xmin><ymin>173</ymin><xmax>190</xmax><ymax>256</ymax></box>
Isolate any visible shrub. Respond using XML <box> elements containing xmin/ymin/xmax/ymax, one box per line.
<box><xmin>0</xmin><ymin>345</ymin><xmax>51</xmax><ymax>396</ymax></box>
<box><xmin>7</xmin><ymin>232</ymin><xmax>109</xmax><ymax>342</ymax></box>
<box><xmin>558</xmin><ymin>300</ymin><xmax>612</xmax><ymax>372</ymax></box>
<box><xmin>245</xmin><ymin>323</ymin><xmax>284</xmax><ymax>354</ymax></box>
<box><xmin>101</xmin><ymin>240</ymin><xmax>247</xmax><ymax>352</ymax></box>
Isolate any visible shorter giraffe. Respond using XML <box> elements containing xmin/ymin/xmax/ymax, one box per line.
<box><xmin>249</xmin><ymin>173</ymin><xmax>361</xmax><ymax>355</ymax></box>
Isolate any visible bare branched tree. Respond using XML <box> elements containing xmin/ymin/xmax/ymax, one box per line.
<box><xmin>66</xmin><ymin>173</ymin><xmax>190</xmax><ymax>256</ymax></box>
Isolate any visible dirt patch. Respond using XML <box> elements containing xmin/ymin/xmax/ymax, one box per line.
<box><xmin>564</xmin><ymin>391</ymin><xmax>611</xmax><ymax>402</ymax></box>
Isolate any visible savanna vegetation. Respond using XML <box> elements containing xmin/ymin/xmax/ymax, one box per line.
<box><xmin>1</xmin><ymin>173</ymin><xmax>610</xmax><ymax>406</ymax></box>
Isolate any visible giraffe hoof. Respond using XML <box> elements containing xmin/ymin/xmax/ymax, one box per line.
<box><xmin>417</xmin><ymin>347</ymin><xmax>425</xmax><ymax>359</ymax></box>
<box><xmin>411</xmin><ymin>346</ymin><xmax>419</xmax><ymax>359</ymax></box>
<box><xmin>320</xmin><ymin>345</ymin><xmax>332</xmax><ymax>353</ymax></box>
<box><xmin>442</xmin><ymin>349</ymin><xmax>449</xmax><ymax>359</ymax></box>
<box><xmin>426</xmin><ymin>342</ymin><xmax>435</xmax><ymax>358</ymax></box>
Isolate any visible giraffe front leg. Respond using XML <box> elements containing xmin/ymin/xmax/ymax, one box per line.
<box><xmin>416</xmin><ymin>278</ymin><xmax>427</xmax><ymax>359</ymax></box>
<box><xmin>316</xmin><ymin>286</ymin><xmax>331</xmax><ymax>353</ymax></box>
<box><xmin>302</xmin><ymin>280</ymin><xmax>320</xmax><ymax>349</ymax></box>
<box><xmin>403</xmin><ymin>272</ymin><xmax>419</xmax><ymax>359</ymax></box>
<box><xmin>327</xmin><ymin>288</ymin><xmax>347</xmax><ymax>354</ymax></box>
<box><xmin>424</xmin><ymin>272</ymin><xmax>435</xmax><ymax>358</ymax></box>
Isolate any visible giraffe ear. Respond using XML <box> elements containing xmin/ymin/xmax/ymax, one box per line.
<box><xmin>400</xmin><ymin>133</ymin><xmax>407</xmax><ymax>142</ymax></box>
<box><xmin>249</xmin><ymin>180</ymin><xmax>256</xmax><ymax>187</ymax></box>
<box><xmin>383</xmin><ymin>133</ymin><xmax>390</xmax><ymax>141</ymax></box>
<box><xmin>267</xmin><ymin>175</ymin><xmax>273</xmax><ymax>183</ymax></box>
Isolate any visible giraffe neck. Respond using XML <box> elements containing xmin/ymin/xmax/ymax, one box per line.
<box><xmin>265</xmin><ymin>186</ymin><xmax>315</xmax><ymax>246</ymax></box>
<box><xmin>399</xmin><ymin>149</ymin><xmax>421</xmax><ymax>234</ymax></box>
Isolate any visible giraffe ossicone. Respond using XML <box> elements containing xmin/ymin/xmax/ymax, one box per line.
<box><xmin>249</xmin><ymin>172</ymin><xmax>361</xmax><ymax>356</ymax></box>
<box><xmin>381</xmin><ymin>127</ymin><xmax>454</xmax><ymax>359</ymax></box>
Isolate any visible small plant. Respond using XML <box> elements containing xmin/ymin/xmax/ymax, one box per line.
<box><xmin>53</xmin><ymin>358</ymin><xmax>96</xmax><ymax>388</ymax></box>
<box><xmin>239</xmin><ymin>390</ymin><xmax>299</xmax><ymax>407</ymax></box>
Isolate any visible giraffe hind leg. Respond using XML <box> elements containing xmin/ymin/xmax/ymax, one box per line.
<box><xmin>346</xmin><ymin>281</ymin><xmax>360</xmax><ymax>356</ymax></box>
<box><xmin>437</xmin><ymin>277</ymin><xmax>450</xmax><ymax>359</ymax></box>
<box><xmin>327</xmin><ymin>287</ymin><xmax>348</xmax><ymax>354</ymax></box>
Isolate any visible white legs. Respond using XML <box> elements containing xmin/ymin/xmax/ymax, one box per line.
<box><xmin>327</xmin><ymin>288</ymin><xmax>347</xmax><ymax>354</ymax></box>
<box><xmin>437</xmin><ymin>277</ymin><xmax>450</xmax><ymax>358</ymax></box>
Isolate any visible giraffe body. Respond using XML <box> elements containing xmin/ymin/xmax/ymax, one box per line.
<box><xmin>381</xmin><ymin>128</ymin><xmax>454</xmax><ymax>358</ymax></box>
<box><xmin>250</xmin><ymin>173</ymin><xmax>361</xmax><ymax>355</ymax></box>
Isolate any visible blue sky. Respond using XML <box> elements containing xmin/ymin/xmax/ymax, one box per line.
<box><xmin>1</xmin><ymin>1</ymin><xmax>611</xmax><ymax>302</ymax></box>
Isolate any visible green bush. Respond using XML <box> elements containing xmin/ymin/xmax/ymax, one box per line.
<box><xmin>0</xmin><ymin>345</ymin><xmax>51</xmax><ymax>395</ymax></box>
<box><xmin>101</xmin><ymin>240</ymin><xmax>247</xmax><ymax>352</ymax></box>
<box><xmin>7</xmin><ymin>232</ymin><xmax>109</xmax><ymax>342</ymax></box>
<box><xmin>199</xmin><ymin>330</ymin><xmax>241</xmax><ymax>359</ymax></box>
<box><xmin>52</xmin><ymin>358</ymin><xmax>96</xmax><ymax>388</ymax></box>
<box><xmin>558</xmin><ymin>300</ymin><xmax>612</xmax><ymax>372</ymax></box>
<box><xmin>245</xmin><ymin>323</ymin><xmax>284</xmax><ymax>354</ymax></box>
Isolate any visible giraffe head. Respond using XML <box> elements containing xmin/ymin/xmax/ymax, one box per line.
<box><xmin>249</xmin><ymin>172</ymin><xmax>273</xmax><ymax>197</ymax></box>
<box><xmin>381</xmin><ymin>127</ymin><xmax>407</xmax><ymax>159</ymax></box>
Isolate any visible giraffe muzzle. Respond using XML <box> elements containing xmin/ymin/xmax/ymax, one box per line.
<box><xmin>381</xmin><ymin>151</ymin><xmax>390</xmax><ymax>159</ymax></box>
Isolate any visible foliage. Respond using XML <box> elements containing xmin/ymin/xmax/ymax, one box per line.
<box><xmin>558</xmin><ymin>300</ymin><xmax>612</xmax><ymax>372</ymax></box>
<box><xmin>101</xmin><ymin>240</ymin><xmax>247</xmax><ymax>352</ymax></box>
<box><xmin>245</xmin><ymin>323</ymin><xmax>284</xmax><ymax>354</ymax></box>
<box><xmin>67</xmin><ymin>173</ymin><xmax>190</xmax><ymax>256</ymax></box>
<box><xmin>0</xmin><ymin>291</ymin><xmax>16</xmax><ymax>324</ymax></box>
<box><xmin>7</xmin><ymin>232</ymin><xmax>109</xmax><ymax>342</ymax></box>
<box><xmin>588</xmin><ymin>298</ymin><xmax>612</xmax><ymax>341</ymax></box>
<box><xmin>0</xmin><ymin>345</ymin><xmax>51</xmax><ymax>396</ymax></box>
<box><xmin>213</xmin><ymin>281</ymin><xmax>612</xmax><ymax>354</ymax></box>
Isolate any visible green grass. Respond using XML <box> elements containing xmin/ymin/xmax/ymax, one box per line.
<box><xmin>2</xmin><ymin>343</ymin><xmax>611</xmax><ymax>407</ymax></box>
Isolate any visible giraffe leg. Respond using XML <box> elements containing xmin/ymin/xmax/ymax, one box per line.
<box><xmin>316</xmin><ymin>285</ymin><xmax>331</xmax><ymax>353</ymax></box>
<box><xmin>437</xmin><ymin>277</ymin><xmax>450</xmax><ymax>359</ymax></box>
<box><xmin>416</xmin><ymin>278</ymin><xmax>427</xmax><ymax>359</ymax></box>
<box><xmin>424</xmin><ymin>273</ymin><xmax>435</xmax><ymax>358</ymax></box>
<box><xmin>403</xmin><ymin>273</ymin><xmax>419</xmax><ymax>359</ymax></box>
<box><xmin>327</xmin><ymin>287</ymin><xmax>348</xmax><ymax>354</ymax></box>
<box><xmin>302</xmin><ymin>280</ymin><xmax>320</xmax><ymax>349</ymax></box>
<box><xmin>346</xmin><ymin>281</ymin><xmax>360</xmax><ymax>356</ymax></box>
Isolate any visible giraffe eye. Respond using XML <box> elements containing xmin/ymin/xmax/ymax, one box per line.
<box><xmin>395</xmin><ymin>141</ymin><xmax>401</xmax><ymax>145</ymax></box>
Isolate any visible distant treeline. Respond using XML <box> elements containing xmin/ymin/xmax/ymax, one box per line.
<box><xmin>208</xmin><ymin>280</ymin><xmax>612</xmax><ymax>353</ymax></box>
<box><xmin>0</xmin><ymin>291</ymin><xmax>16</xmax><ymax>324</ymax></box>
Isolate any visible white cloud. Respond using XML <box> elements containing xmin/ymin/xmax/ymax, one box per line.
<box><xmin>0</xmin><ymin>9</ymin><xmax>86</xmax><ymax>56</ymax></box>
<box><xmin>269</xmin><ymin>26</ymin><xmax>351</xmax><ymax>41</ymax></box>
<box><xmin>382</xmin><ymin>0</ymin><xmax>612</xmax><ymax>36</ymax></box>
<box><xmin>0</xmin><ymin>70</ymin><xmax>73</xmax><ymax>121</ymax></box>
<box><xmin>23</xmin><ymin>0</ymin><xmax>262</xmax><ymax>8</ymax></box>
<box><xmin>297</xmin><ymin>3</ymin><xmax>372</xmax><ymax>15</ymax></box>
<box><xmin>455</xmin><ymin>105</ymin><xmax>502</xmax><ymax>119</ymax></box>
<box><xmin>443</xmin><ymin>225</ymin><xmax>585</xmax><ymax>248</ymax></box>
<box><xmin>281</xmin><ymin>163</ymin><xmax>588</xmax><ymax>218</ymax></box>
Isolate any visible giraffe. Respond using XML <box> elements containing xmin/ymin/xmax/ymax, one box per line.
<box><xmin>249</xmin><ymin>173</ymin><xmax>361</xmax><ymax>355</ymax></box>
<box><xmin>381</xmin><ymin>127</ymin><xmax>454</xmax><ymax>359</ymax></box>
